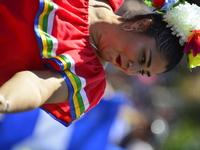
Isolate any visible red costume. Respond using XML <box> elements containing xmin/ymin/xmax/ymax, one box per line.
<box><xmin>0</xmin><ymin>0</ymin><xmax>124</xmax><ymax>126</ymax></box>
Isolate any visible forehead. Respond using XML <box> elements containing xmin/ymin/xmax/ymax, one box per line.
<box><xmin>150</xmin><ymin>52</ymin><xmax>167</xmax><ymax>76</ymax></box>
<box><xmin>146</xmin><ymin>38</ymin><xmax>167</xmax><ymax>76</ymax></box>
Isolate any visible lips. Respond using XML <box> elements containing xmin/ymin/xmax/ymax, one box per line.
<box><xmin>116</xmin><ymin>55</ymin><xmax>121</xmax><ymax>67</ymax></box>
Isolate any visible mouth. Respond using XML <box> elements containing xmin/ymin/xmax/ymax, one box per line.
<box><xmin>116</xmin><ymin>55</ymin><xmax>121</xmax><ymax>67</ymax></box>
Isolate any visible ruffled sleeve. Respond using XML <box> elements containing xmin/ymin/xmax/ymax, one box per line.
<box><xmin>34</xmin><ymin>0</ymin><xmax>106</xmax><ymax>126</ymax></box>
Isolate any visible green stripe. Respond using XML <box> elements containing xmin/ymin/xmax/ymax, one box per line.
<box><xmin>39</xmin><ymin>31</ymin><xmax>53</xmax><ymax>58</ymax></box>
<box><xmin>59</xmin><ymin>55</ymin><xmax>72</xmax><ymax>69</ymax></box>
<box><xmin>72</xmin><ymin>74</ymin><xmax>85</xmax><ymax>114</ymax></box>
<box><xmin>46</xmin><ymin>34</ymin><xmax>53</xmax><ymax>57</ymax></box>
<box><xmin>43</xmin><ymin>1</ymin><xmax>54</xmax><ymax>32</ymax></box>
<box><xmin>41</xmin><ymin>1</ymin><xmax>55</xmax><ymax>57</ymax></box>
<box><xmin>40</xmin><ymin>0</ymin><xmax>85</xmax><ymax>116</ymax></box>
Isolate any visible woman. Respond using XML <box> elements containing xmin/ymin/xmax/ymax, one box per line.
<box><xmin>0</xmin><ymin>0</ymin><xmax>183</xmax><ymax>126</ymax></box>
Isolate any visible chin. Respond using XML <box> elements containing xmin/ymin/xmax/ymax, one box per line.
<box><xmin>124</xmin><ymin>72</ymin><xmax>136</xmax><ymax>75</ymax></box>
<box><xmin>120</xmin><ymin>68</ymin><xmax>136</xmax><ymax>76</ymax></box>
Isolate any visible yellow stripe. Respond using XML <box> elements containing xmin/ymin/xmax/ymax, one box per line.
<box><xmin>55</xmin><ymin>56</ymin><xmax>68</xmax><ymax>70</ymax></box>
<box><xmin>57</xmin><ymin>56</ymin><xmax>68</xmax><ymax>70</ymax></box>
<box><xmin>40</xmin><ymin>31</ymin><xmax>49</xmax><ymax>58</ymax></box>
<box><xmin>38</xmin><ymin>0</ymin><xmax>49</xmax><ymax>58</ymax></box>
<box><xmin>37</xmin><ymin>0</ymin><xmax>82</xmax><ymax>120</ymax></box>
<box><xmin>65</xmin><ymin>70</ymin><xmax>81</xmax><ymax>118</ymax></box>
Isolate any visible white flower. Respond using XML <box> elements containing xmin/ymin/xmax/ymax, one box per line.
<box><xmin>163</xmin><ymin>2</ymin><xmax>200</xmax><ymax>46</ymax></box>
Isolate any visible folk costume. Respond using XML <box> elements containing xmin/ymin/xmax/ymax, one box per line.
<box><xmin>0</xmin><ymin>0</ymin><xmax>124</xmax><ymax>126</ymax></box>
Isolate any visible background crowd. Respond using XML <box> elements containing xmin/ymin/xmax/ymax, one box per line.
<box><xmin>1</xmin><ymin>0</ymin><xmax>200</xmax><ymax>150</ymax></box>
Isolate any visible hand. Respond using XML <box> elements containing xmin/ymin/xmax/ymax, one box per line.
<box><xmin>0</xmin><ymin>95</ymin><xmax>8</xmax><ymax>113</ymax></box>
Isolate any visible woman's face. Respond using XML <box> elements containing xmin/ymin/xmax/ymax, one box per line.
<box><xmin>98</xmin><ymin>32</ymin><xmax>167</xmax><ymax>76</ymax></box>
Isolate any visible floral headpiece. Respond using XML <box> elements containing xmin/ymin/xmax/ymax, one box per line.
<box><xmin>143</xmin><ymin>0</ymin><xmax>200</xmax><ymax>71</ymax></box>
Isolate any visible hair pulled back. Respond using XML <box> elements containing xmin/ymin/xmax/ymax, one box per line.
<box><xmin>124</xmin><ymin>13</ymin><xmax>184</xmax><ymax>73</ymax></box>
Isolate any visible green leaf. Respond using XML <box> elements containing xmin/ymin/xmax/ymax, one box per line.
<box><xmin>143</xmin><ymin>0</ymin><xmax>154</xmax><ymax>7</ymax></box>
<box><xmin>156</xmin><ymin>10</ymin><xmax>164</xmax><ymax>14</ymax></box>
<box><xmin>173</xmin><ymin>0</ymin><xmax>185</xmax><ymax>8</ymax></box>
<box><xmin>179</xmin><ymin>0</ymin><xmax>186</xmax><ymax>3</ymax></box>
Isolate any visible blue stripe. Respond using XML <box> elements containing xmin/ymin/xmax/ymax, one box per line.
<box><xmin>60</xmin><ymin>71</ymin><xmax>77</xmax><ymax>121</ymax></box>
<box><xmin>46</xmin><ymin>57</ymin><xmax>65</xmax><ymax>71</ymax></box>
<box><xmin>34</xmin><ymin>0</ymin><xmax>45</xmax><ymax>56</ymax></box>
<box><xmin>40</xmin><ymin>107</ymin><xmax>71</xmax><ymax>127</ymax></box>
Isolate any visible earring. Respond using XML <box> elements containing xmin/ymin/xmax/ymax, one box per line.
<box><xmin>122</xmin><ymin>25</ymin><xmax>133</xmax><ymax>31</ymax></box>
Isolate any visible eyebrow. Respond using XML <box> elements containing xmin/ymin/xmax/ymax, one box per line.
<box><xmin>146</xmin><ymin>50</ymin><xmax>152</xmax><ymax>77</ymax></box>
<box><xmin>147</xmin><ymin>50</ymin><xmax>152</xmax><ymax>68</ymax></box>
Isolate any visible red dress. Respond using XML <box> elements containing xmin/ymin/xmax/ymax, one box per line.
<box><xmin>0</xmin><ymin>0</ymin><xmax>124</xmax><ymax>126</ymax></box>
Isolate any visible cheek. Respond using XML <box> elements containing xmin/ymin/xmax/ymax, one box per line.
<box><xmin>124</xmin><ymin>47</ymin><xmax>140</xmax><ymax>61</ymax></box>
<box><xmin>151</xmin><ymin>57</ymin><xmax>167</xmax><ymax>75</ymax></box>
<box><xmin>114</xmin><ymin>66</ymin><xmax>138</xmax><ymax>75</ymax></box>
<box><xmin>124</xmin><ymin>40</ymin><xmax>142</xmax><ymax>55</ymax></box>
<box><xmin>101</xmin><ymin>51</ymin><xmax>110</xmax><ymax>61</ymax></box>
<box><xmin>100</xmin><ymin>48</ymin><xmax>115</xmax><ymax>62</ymax></box>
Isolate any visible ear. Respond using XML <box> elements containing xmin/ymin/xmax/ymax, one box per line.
<box><xmin>130</xmin><ymin>19</ymin><xmax>152</xmax><ymax>32</ymax></box>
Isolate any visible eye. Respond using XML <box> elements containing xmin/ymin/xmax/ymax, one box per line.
<box><xmin>140</xmin><ymin>53</ymin><xmax>146</xmax><ymax>64</ymax></box>
<box><xmin>139</xmin><ymin>70</ymin><xmax>145</xmax><ymax>76</ymax></box>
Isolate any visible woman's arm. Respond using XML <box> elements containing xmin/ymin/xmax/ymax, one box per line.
<box><xmin>0</xmin><ymin>70</ymin><xmax>68</xmax><ymax>113</ymax></box>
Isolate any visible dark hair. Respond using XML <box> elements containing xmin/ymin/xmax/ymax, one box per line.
<box><xmin>124</xmin><ymin>13</ymin><xmax>184</xmax><ymax>73</ymax></box>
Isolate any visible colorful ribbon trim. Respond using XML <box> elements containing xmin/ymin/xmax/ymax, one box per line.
<box><xmin>34</xmin><ymin>0</ymin><xmax>89</xmax><ymax>122</ymax></box>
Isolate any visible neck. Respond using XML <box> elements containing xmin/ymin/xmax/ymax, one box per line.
<box><xmin>88</xmin><ymin>0</ymin><xmax>121</xmax><ymax>68</ymax></box>
<box><xmin>89</xmin><ymin>4</ymin><xmax>113</xmax><ymax>12</ymax></box>
<box><xmin>89</xmin><ymin>0</ymin><xmax>118</xmax><ymax>47</ymax></box>
<box><xmin>89</xmin><ymin>0</ymin><xmax>113</xmax><ymax>10</ymax></box>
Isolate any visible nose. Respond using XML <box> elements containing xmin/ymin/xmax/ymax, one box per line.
<box><xmin>119</xmin><ymin>53</ymin><xmax>144</xmax><ymax>74</ymax></box>
<box><xmin>128</xmin><ymin>61</ymin><xmax>143</xmax><ymax>72</ymax></box>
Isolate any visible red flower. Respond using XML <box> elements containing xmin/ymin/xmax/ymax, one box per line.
<box><xmin>184</xmin><ymin>30</ymin><xmax>200</xmax><ymax>56</ymax></box>
<box><xmin>153</xmin><ymin>0</ymin><xmax>165</xmax><ymax>9</ymax></box>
